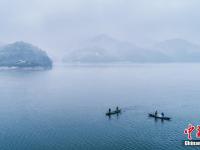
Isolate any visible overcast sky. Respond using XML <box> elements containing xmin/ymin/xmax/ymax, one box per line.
<box><xmin>0</xmin><ymin>0</ymin><xmax>200</xmax><ymax>55</ymax></box>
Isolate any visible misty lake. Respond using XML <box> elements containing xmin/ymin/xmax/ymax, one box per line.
<box><xmin>0</xmin><ymin>63</ymin><xmax>199</xmax><ymax>150</ymax></box>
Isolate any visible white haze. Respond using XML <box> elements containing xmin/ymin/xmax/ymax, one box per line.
<box><xmin>0</xmin><ymin>0</ymin><xmax>200</xmax><ymax>61</ymax></box>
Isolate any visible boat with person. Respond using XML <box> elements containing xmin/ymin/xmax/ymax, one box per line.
<box><xmin>148</xmin><ymin>113</ymin><xmax>171</xmax><ymax>120</ymax></box>
<box><xmin>106</xmin><ymin>106</ymin><xmax>121</xmax><ymax>116</ymax></box>
<box><xmin>106</xmin><ymin>109</ymin><xmax>121</xmax><ymax>116</ymax></box>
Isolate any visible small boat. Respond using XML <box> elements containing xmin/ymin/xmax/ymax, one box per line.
<box><xmin>106</xmin><ymin>109</ymin><xmax>121</xmax><ymax>116</ymax></box>
<box><xmin>148</xmin><ymin>113</ymin><xmax>171</xmax><ymax>120</ymax></box>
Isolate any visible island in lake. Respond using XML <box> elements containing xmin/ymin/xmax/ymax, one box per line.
<box><xmin>0</xmin><ymin>41</ymin><xmax>52</xmax><ymax>69</ymax></box>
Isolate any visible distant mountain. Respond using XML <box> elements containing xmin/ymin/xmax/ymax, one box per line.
<box><xmin>154</xmin><ymin>39</ymin><xmax>200</xmax><ymax>62</ymax></box>
<box><xmin>63</xmin><ymin>34</ymin><xmax>169</xmax><ymax>63</ymax></box>
<box><xmin>0</xmin><ymin>41</ymin><xmax>52</xmax><ymax>68</ymax></box>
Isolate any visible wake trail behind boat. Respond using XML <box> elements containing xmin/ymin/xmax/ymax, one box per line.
<box><xmin>121</xmin><ymin>106</ymin><xmax>137</xmax><ymax>112</ymax></box>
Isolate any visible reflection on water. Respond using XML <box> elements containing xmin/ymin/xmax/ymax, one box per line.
<box><xmin>0</xmin><ymin>63</ymin><xmax>199</xmax><ymax>150</ymax></box>
<box><xmin>107</xmin><ymin>112</ymin><xmax>121</xmax><ymax>120</ymax></box>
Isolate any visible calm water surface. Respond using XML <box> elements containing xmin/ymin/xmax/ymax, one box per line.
<box><xmin>0</xmin><ymin>63</ymin><xmax>199</xmax><ymax>150</ymax></box>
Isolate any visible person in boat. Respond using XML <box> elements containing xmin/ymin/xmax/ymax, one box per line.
<box><xmin>108</xmin><ymin>108</ymin><xmax>111</xmax><ymax>113</ymax></box>
<box><xmin>155</xmin><ymin>110</ymin><xmax>158</xmax><ymax>116</ymax></box>
<box><xmin>116</xmin><ymin>106</ymin><xmax>119</xmax><ymax>112</ymax></box>
<box><xmin>161</xmin><ymin>112</ymin><xmax>164</xmax><ymax>117</ymax></box>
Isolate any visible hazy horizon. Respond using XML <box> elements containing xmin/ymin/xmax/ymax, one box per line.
<box><xmin>1</xmin><ymin>0</ymin><xmax>200</xmax><ymax>59</ymax></box>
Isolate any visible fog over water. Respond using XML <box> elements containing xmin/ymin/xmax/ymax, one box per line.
<box><xmin>0</xmin><ymin>0</ymin><xmax>200</xmax><ymax>60</ymax></box>
<box><xmin>0</xmin><ymin>1</ymin><xmax>200</xmax><ymax>149</ymax></box>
